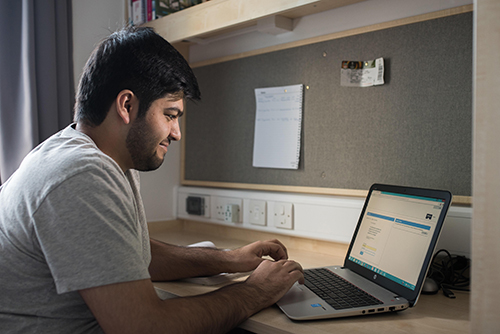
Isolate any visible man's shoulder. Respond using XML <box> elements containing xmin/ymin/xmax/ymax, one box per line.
<box><xmin>2</xmin><ymin>125</ymin><xmax>125</xmax><ymax>203</ymax></box>
<box><xmin>31</xmin><ymin>125</ymin><xmax>121</xmax><ymax>178</ymax></box>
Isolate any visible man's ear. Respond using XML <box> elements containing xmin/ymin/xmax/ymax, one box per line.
<box><xmin>116</xmin><ymin>90</ymin><xmax>137</xmax><ymax>125</ymax></box>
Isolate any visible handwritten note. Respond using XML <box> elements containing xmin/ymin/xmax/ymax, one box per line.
<box><xmin>252</xmin><ymin>84</ymin><xmax>303</xmax><ymax>169</ymax></box>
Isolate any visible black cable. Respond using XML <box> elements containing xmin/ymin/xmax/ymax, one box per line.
<box><xmin>427</xmin><ymin>249</ymin><xmax>470</xmax><ymax>298</ymax></box>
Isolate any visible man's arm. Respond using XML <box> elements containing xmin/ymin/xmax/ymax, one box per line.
<box><xmin>148</xmin><ymin>238</ymin><xmax>289</xmax><ymax>281</ymax></box>
<box><xmin>80</xmin><ymin>259</ymin><xmax>303</xmax><ymax>334</ymax></box>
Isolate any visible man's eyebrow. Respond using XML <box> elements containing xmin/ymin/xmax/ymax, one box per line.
<box><xmin>164</xmin><ymin>107</ymin><xmax>184</xmax><ymax>117</ymax></box>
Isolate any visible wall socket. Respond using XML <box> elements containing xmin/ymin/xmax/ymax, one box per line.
<box><xmin>248</xmin><ymin>200</ymin><xmax>267</xmax><ymax>226</ymax></box>
<box><xmin>274</xmin><ymin>202</ymin><xmax>293</xmax><ymax>229</ymax></box>
<box><xmin>213</xmin><ymin>196</ymin><xmax>242</xmax><ymax>223</ymax></box>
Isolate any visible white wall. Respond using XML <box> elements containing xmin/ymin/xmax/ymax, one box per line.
<box><xmin>72</xmin><ymin>0</ymin><xmax>126</xmax><ymax>89</ymax></box>
<box><xmin>72</xmin><ymin>0</ymin><xmax>181</xmax><ymax>222</ymax></box>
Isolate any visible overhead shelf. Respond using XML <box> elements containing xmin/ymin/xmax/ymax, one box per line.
<box><xmin>144</xmin><ymin>0</ymin><xmax>366</xmax><ymax>44</ymax></box>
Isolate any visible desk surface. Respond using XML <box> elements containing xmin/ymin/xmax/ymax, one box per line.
<box><xmin>151</xmin><ymin>224</ymin><xmax>470</xmax><ymax>334</ymax></box>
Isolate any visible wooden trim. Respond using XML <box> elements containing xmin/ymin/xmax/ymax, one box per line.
<box><xmin>181</xmin><ymin>180</ymin><xmax>472</xmax><ymax>205</ymax></box>
<box><xmin>181</xmin><ymin>4</ymin><xmax>474</xmax><ymax>206</ymax></box>
<box><xmin>182</xmin><ymin>179</ymin><xmax>368</xmax><ymax>197</ymax></box>
<box><xmin>144</xmin><ymin>0</ymin><xmax>365</xmax><ymax>44</ymax></box>
<box><xmin>172</xmin><ymin>42</ymin><xmax>191</xmax><ymax>60</ymax></box>
<box><xmin>450</xmin><ymin>195</ymin><xmax>472</xmax><ymax>206</ymax></box>
<box><xmin>190</xmin><ymin>4</ymin><xmax>473</xmax><ymax>68</ymax></box>
<box><xmin>179</xmin><ymin>45</ymin><xmax>190</xmax><ymax>184</ymax></box>
<box><xmin>180</xmin><ymin>107</ymin><xmax>187</xmax><ymax>183</ymax></box>
<box><xmin>471</xmin><ymin>0</ymin><xmax>500</xmax><ymax>330</ymax></box>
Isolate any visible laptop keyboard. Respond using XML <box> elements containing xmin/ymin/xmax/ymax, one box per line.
<box><xmin>304</xmin><ymin>268</ymin><xmax>383</xmax><ymax>310</ymax></box>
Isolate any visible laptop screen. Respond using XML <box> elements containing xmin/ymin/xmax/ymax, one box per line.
<box><xmin>347</xmin><ymin>190</ymin><xmax>446</xmax><ymax>291</ymax></box>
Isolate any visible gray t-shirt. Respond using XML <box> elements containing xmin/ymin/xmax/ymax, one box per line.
<box><xmin>0</xmin><ymin>124</ymin><xmax>151</xmax><ymax>333</ymax></box>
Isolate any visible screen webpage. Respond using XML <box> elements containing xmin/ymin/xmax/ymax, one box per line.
<box><xmin>348</xmin><ymin>190</ymin><xmax>445</xmax><ymax>290</ymax></box>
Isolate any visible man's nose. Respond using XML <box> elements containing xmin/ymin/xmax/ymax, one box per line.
<box><xmin>170</xmin><ymin>119</ymin><xmax>181</xmax><ymax>141</ymax></box>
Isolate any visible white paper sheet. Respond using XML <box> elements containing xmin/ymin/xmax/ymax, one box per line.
<box><xmin>252</xmin><ymin>84</ymin><xmax>303</xmax><ymax>169</ymax></box>
<box><xmin>340</xmin><ymin>57</ymin><xmax>384</xmax><ymax>87</ymax></box>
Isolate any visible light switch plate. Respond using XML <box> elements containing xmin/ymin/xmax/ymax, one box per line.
<box><xmin>248</xmin><ymin>200</ymin><xmax>267</xmax><ymax>226</ymax></box>
<box><xmin>274</xmin><ymin>202</ymin><xmax>293</xmax><ymax>229</ymax></box>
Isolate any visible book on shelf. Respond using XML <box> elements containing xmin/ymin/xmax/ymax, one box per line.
<box><xmin>129</xmin><ymin>0</ymin><xmax>155</xmax><ymax>25</ymax></box>
<box><xmin>129</xmin><ymin>0</ymin><xmax>210</xmax><ymax>25</ymax></box>
<box><xmin>155</xmin><ymin>0</ymin><xmax>208</xmax><ymax>20</ymax></box>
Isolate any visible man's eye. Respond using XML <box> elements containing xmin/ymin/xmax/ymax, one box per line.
<box><xmin>165</xmin><ymin>114</ymin><xmax>177</xmax><ymax>120</ymax></box>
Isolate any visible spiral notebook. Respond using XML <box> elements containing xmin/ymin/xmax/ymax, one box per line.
<box><xmin>252</xmin><ymin>84</ymin><xmax>303</xmax><ymax>170</ymax></box>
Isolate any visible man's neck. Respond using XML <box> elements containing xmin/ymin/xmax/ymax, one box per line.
<box><xmin>75</xmin><ymin>121</ymin><xmax>131</xmax><ymax>173</ymax></box>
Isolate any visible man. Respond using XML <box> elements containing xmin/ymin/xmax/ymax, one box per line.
<box><xmin>0</xmin><ymin>26</ymin><xmax>304</xmax><ymax>333</ymax></box>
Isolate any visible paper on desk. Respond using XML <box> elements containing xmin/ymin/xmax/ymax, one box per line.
<box><xmin>340</xmin><ymin>57</ymin><xmax>384</xmax><ymax>87</ymax></box>
<box><xmin>154</xmin><ymin>287</ymin><xmax>178</xmax><ymax>300</ymax></box>
<box><xmin>252</xmin><ymin>84</ymin><xmax>303</xmax><ymax>170</ymax></box>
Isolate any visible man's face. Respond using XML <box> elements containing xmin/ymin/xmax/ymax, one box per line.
<box><xmin>125</xmin><ymin>95</ymin><xmax>183</xmax><ymax>171</ymax></box>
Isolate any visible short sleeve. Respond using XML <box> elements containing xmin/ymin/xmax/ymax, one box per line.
<box><xmin>32</xmin><ymin>166</ymin><xmax>151</xmax><ymax>294</ymax></box>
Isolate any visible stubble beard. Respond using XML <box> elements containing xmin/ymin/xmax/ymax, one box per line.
<box><xmin>125</xmin><ymin>117</ymin><xmax>165</xmax><ymax>172</ymax></box>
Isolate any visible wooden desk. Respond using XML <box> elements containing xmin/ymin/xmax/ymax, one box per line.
<box><xmin>150</xmin><ymin>222</ymin><xmax>470</xmax><ymax>334</ymax></box>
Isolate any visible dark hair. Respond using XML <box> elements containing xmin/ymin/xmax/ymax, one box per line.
<box><xmin>74</xmin><ymin>26</ymin><xmax>200</xmax><ymax>126</ymax></box>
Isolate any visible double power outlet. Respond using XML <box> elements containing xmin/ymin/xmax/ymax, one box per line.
<box><xmin>214</xmin><ymin>197</ymin><xmax>242</xmax><ymax>223</ymax></box>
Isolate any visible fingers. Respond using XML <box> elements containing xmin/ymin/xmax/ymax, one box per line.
<box><xmin>282</xmin><ymin>259</ymin><xmax>304</xmax><ymax>272</ymax></box>
<box><xmin>278</xmin><ymin>259</ymin><xmax>305</xmax><ymax>284</ymax></box>
<box><xmin>230</xmin><ymin>239</ymin><xmax>290</xmax><ymax>273</ymax></box>
<box><xmin>245</xmin><ymin>259</ymin><xmax>305</xmax><ymax>308</ymax></box>
<box><xmin>253</xmin><ymin>259</ymin><xmax>304</xmax><ymax>281</ymax></box>
<box><xmin>260</xmin><ymin>239</ymin><xmax>288</xmax><ymax>261</ymax></box>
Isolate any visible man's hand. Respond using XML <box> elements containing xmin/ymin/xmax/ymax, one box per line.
<box><xmin>226</xmin><ymin>239</ymin><xmax>290</xmax><ymax>273</ymax></box>
<box><xmin>244</xmin><ymin>259</ymin><xmax>305</xmax><ymax>309</ymax></box>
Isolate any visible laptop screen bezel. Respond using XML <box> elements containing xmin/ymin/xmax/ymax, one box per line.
<box><xmin>343</xmin><ymin>183</ymin><xmax>452</xmax><ymax>306</ymax></box>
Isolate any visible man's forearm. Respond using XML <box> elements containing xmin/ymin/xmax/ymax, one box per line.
<box><xmin>81</xmin><ymin>278</ymin><xmax>264</xmax><ymax>334</ymax></box>
<box><xmin>153</xmin><ymin>281</ymin><xmax>265</xmax><ymax>334</ymax></box>
<box><xmin>149</xmin><ymin>238</ymin><xmax>233</xmax><ymax>281</ymax></box>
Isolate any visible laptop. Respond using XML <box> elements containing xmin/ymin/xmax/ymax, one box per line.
<box><xmin>277</xmin><ymin>183</ymin><xmax>452</xmax><ymax>320</ymax></box>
